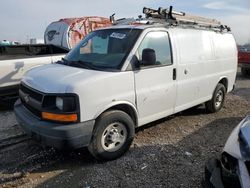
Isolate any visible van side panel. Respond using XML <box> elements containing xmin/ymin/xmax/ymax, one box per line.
<box><xmin>172</xmin><ymin>29</ymin><xmax>212</xmax><ymax>112</ymax></box>
<box><xmin>172</xmin><ymin>29</ymin><xmax>237</xmax><ymax>113</ymax></box>
<box><xmin>209</xmin><ymin>32</ymin><xmax>237</xmax><ymax>92</ymax></box>
<box><xmin>201</xmin><ymin>32</ymin><xmax>237</xmax><ymax>97</ymax></box>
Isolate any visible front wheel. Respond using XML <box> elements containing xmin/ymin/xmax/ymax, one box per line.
<box><xmin>206</xmin><ymin>83</ymin><xmax>226</xmax><ymax>113</ymax></box>
<box><xmin>88</xmin><ymin>110</ymin><xmax>135</xmax><ymax>161</ymax></box>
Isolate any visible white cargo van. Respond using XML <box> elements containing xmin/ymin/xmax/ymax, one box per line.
<box><xmin>14</xmin><ymin>7</ymin><xmax>237</xmax><ymax>160</ymax></box>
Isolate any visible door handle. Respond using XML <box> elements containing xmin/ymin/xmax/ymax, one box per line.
<box><xmin>173</xmin><ymin>68</ymin><xmax>176</xmax><ymax>80</ymax></box>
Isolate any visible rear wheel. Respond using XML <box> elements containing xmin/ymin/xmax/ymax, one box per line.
<box><xmin>206</xmin><ymin>83</ymin><xmax>226</xmax><ymax>113</ymax></box>
<box><xmin>88</xmin><ymin>110</ymin><xmax>135</xmax><ymax>161</ymax></box>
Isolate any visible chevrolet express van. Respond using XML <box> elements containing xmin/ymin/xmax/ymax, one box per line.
<box><xmin>14</xmin><ymin>20</ymin><xmax>237</xmax><ymax>160</ymax></box>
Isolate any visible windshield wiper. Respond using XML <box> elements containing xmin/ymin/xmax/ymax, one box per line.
<box><xmin>70</xmin><ymin>60</ymin><xmax>101</xmax><ymax>70</ymax></box>
<box><xmin>57</xmin><ymin>59</ymin><xmax>106</xmax><ymax>71</ymax></box>
<box><xmin>56</xmin><ymin>57</ymin><xmax>68</xmax><ymax>65</ymax></box>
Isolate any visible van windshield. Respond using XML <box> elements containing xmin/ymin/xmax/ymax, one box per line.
<box><xmin>63</xmin><ymin>28</ymin><xmax>141</xmax><ymax>71</ymax></box>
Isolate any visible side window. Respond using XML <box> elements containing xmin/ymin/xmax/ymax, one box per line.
<box><xmin>137</xmin><ymin>31</ymin><xmax>172</xmax><ymax>67</ymax></box>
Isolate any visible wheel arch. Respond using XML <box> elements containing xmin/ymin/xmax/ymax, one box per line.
<box><xmin>218</xmin><ymin>77</ymin><xmax>228</xmax><ymax>92</ymax></box>
<box><xmin>94</xmin><ymin>101</ymin><xmax>138</xmax><ymax>127</ymax></box>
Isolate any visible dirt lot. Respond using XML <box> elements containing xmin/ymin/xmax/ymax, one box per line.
<box><xmin>0</xmin><ymin>72</ymin><xmax>249</xmax><ymax>188</ymax></box>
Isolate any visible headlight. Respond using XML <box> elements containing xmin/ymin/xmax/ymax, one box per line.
<box><xmin>221</xmin><ymin>152</ymin><xmax>238</xmax><ymax>173</ymax></box>
<box><xmin>55</xmin><ymin>96</ymin><xmax>76</xmax><ymax>112</ymax></box>
<box><xmin>42</xmin><ymin>95</ymin><xmax>79</xmax><ymax>123</ymax></box>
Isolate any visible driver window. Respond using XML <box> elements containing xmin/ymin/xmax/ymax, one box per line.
<box><xmin>137</xmin><ymin>31</ymin><xmax>172</xmax><ymax>67</ymax></box>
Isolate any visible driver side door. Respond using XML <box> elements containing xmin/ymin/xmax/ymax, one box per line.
<box><xmin>134</xmin><ymin>31</ymin><xmax>177</xmax><ymax>126</ymax></box>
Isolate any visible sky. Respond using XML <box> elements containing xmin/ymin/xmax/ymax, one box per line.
<box><xmin>0</xmin><ymin>0</ymin><xmax>250</xmax><ymax>45</ymax></box>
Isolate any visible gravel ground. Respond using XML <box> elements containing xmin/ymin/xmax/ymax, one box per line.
<box><xmin>0</xmin><ymin>71</ymin><xmax>249</xmax><ymax>188</ymax></box>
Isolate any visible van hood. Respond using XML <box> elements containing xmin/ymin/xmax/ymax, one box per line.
<box><xmin>22</xmin><ymin>64</ymin><xmax>111</xmax><ymax>93</ymax></box>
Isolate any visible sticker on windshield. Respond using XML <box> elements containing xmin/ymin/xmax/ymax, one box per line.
<box><xmin>110</xmin><ymin>32</ymin><xmax>126</xmax><ymax>39</ymax></box>
<box><xmin>80</xmin><ymin>42</ymin><xmax>91</xmax><ymax>54</ymax></box>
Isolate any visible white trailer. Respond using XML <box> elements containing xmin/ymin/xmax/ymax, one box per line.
<box><xmin>44</xmin><ymin>17</ymin><xmax>111</xmax><ymax>49</ymax></box>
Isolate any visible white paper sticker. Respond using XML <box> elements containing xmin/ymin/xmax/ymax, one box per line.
<box><xmin>110</xmin><ymin>32</ymin><xmax>126</xmax><ymax>39</ymax></box>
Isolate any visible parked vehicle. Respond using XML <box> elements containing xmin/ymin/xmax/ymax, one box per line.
<box><xmin>0</xmin><ymin>40</ymin><xmax>11</xmax><ymax>46</ymax></box>
<box><xmin>205</xmin><ymin>116</ymin><xmax>250</xmax><ymax>188</ymax></box>
<box><xmin>238</xmin><ymin>47</ymin><xmax>250</xmax><ymax>76</ymax></box>
<box><xmin>0</xmin><ymin>44</ymin><xmax>68</xmax><ymax>104</ymax></box>
<box><xmin>44</xmin><ymin>16</ymin><xmax>111</xmax><ymax>49</ymax></box>
<box><xmin>14</xmin><ymin>6</ymin><xmax>237</xmax><ymax>160</ymax></box>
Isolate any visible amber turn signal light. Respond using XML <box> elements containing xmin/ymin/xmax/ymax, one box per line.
<box><xmin>42</xmin><ymin>112</ymin><xmax>78</xmax><ymax>123</ymax></box>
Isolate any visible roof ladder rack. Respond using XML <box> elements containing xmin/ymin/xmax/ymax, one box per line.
<box><xmin>143</xmin><ymin>6</ymin><xmax>231</xmax><ymax>32</ymax></box>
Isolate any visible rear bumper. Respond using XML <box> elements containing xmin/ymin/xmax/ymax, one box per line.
<box><xmin>14</xmin><ymin>100</ymin><xmax>95</xmax><ymax>150</ymax></box>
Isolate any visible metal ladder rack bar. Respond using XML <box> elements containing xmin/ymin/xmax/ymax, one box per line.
<box><xmin>143</xmin><ymin>6</ymin><xmax>230</xmax><ymax>32</ymax></box>
<box><xmin>109</xmin><ymin>6</ymin><xmax>230</xmax><ymax>32</ymax></box>
<box><xmin>174</xmin><ymin>14</ymin><xmax>221</xmax><ymax>27</ymax></box>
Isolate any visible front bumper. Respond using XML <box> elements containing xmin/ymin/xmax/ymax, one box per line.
<box><xmin>204</xmin><ymin>158</ymin><xmax>225</xmax><ymax>188</ymax></box>
<box><xmin>205</xmin><ymin>157</ymin><xmax>250</xmax><ymax>188</ymax></box>
<box><xmin>14</xmin><ymin>100</ymin><xmax>95</xmax><ymax>150</ymax></box>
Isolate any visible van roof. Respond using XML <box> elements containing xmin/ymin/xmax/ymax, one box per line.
<box><xmin>100</xmin><ymin>24</ymin><xmax>157</xmax><ymax>30</ymax></box>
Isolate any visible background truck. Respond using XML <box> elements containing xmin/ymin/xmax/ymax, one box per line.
<box><xmin>0</xmin><ymin>44</ymin><xmax>68</xmax><ymax>104</ymax></box>
<box><xmin>0</xmin><ymin>16</ymin><xmax>111</xmax><ymax>107</ymax></box>
<box><xmin>238</xmin><ymin>47</ymin><xmax>250</xmax><ymax>76</ymax></box>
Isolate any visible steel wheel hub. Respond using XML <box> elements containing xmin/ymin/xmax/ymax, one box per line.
<box><xmin>101</xmin><ymin>122</ymin><xmax>127</xmax><ymax>152</ymax></box>
<box><xmin>215</xmin><ymin>90</ymin><xmax>223</xmax><ymax>108</ymax></box>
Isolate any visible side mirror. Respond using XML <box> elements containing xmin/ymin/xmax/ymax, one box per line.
<box><xmin>141</xmin><ymin>48</ymin><xmax>156</xmax><ymax>66</ymax></box>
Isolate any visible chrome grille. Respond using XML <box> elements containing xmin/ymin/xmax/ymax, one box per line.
<box><xmin>19</xmin><ymin>83</ymin><xmax>44</xmax><ymax>118</ymax></box>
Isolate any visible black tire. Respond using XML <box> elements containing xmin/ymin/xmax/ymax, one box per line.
<box><xmin>206</xmin><ymin>83</ymin><xmax>226</xmax><ymax>113</ymax></box>
<box><xmin>88</xmin><ymin>110</ymin><xmax>135</xmax><ymax>161</ymax></box>
<box><xmin>241</xmin><ymin>67</ymin><xmax>250</xmax><ymax>77</ymax></box>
